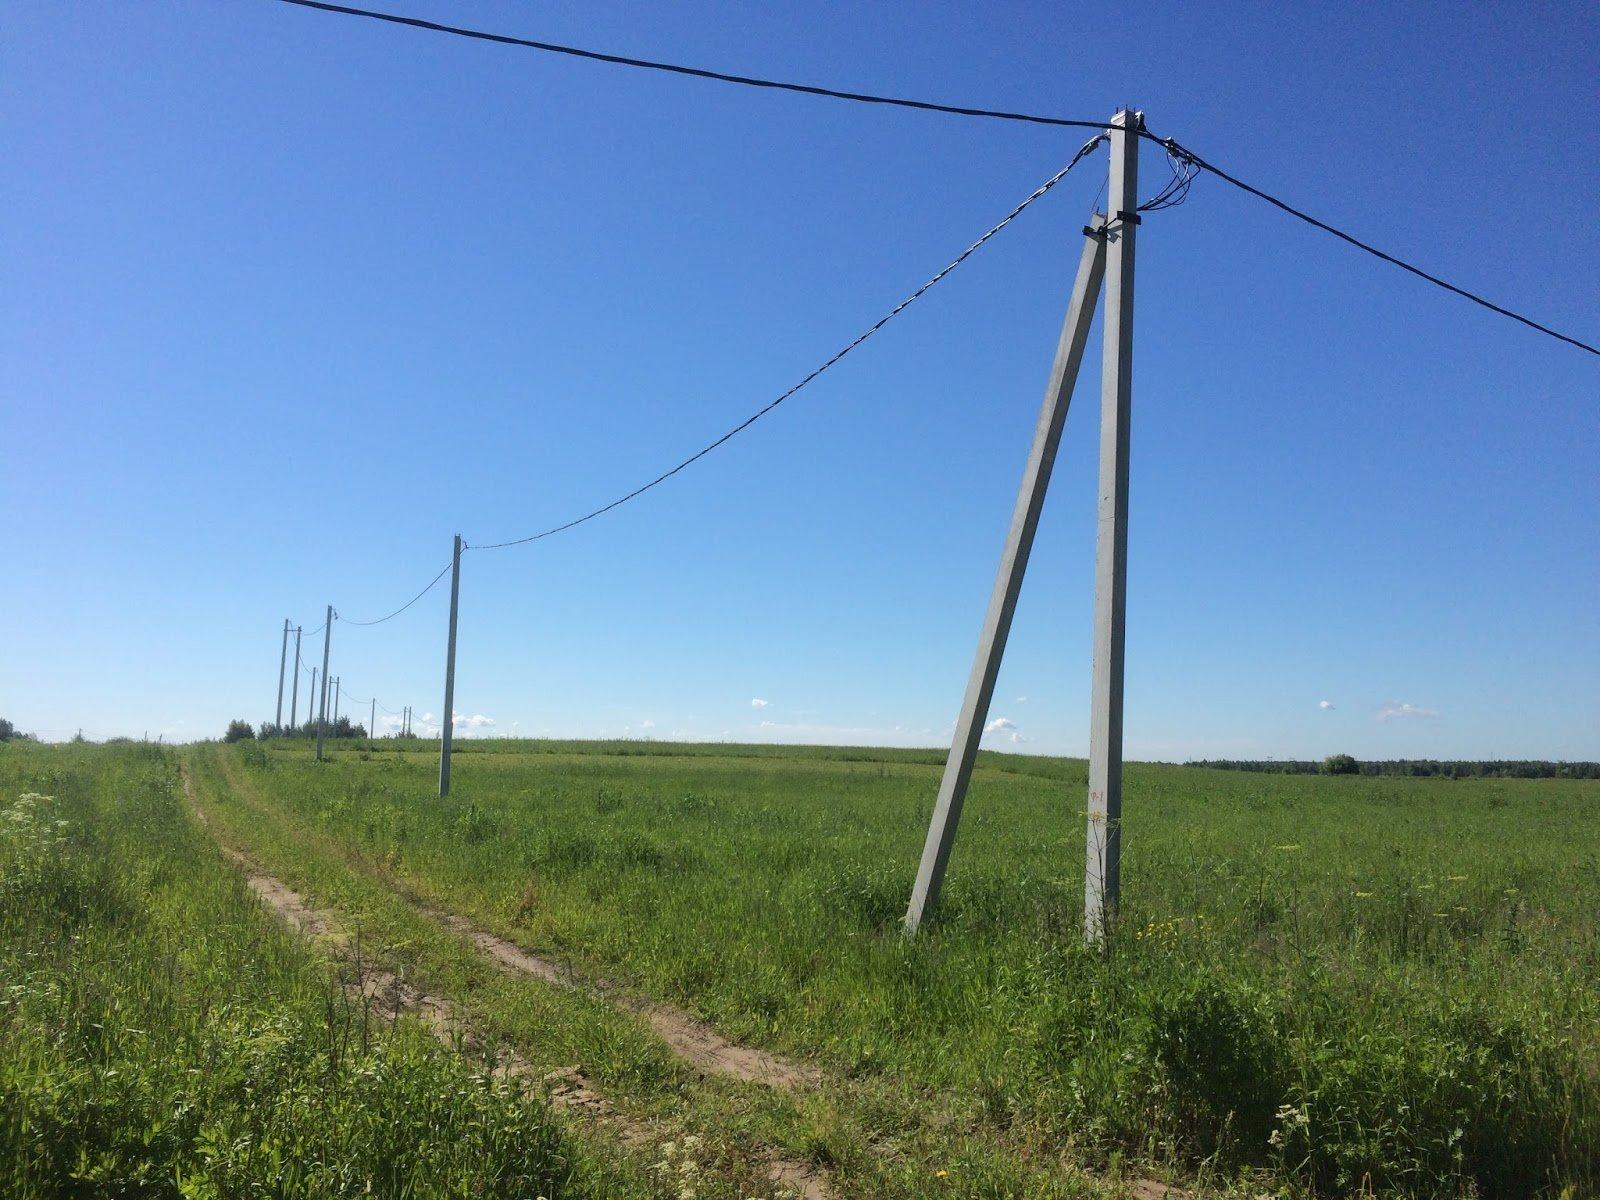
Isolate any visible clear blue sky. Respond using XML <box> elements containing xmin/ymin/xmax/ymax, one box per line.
<box><xmin>5</xmin><ymin>0</ymin><xmax>1596</xmax><ymax>758</ymax></box>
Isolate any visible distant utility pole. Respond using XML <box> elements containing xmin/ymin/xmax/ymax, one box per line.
<box><xmin>369</xmin><ymin>698</ymin><xmax>375</xmax><ymax>743</ymax></box>
<box><xmin>439</xmin><ymin>534</ymin><xmax>463</xmax><ymax>797</ymax></box>
<box><xmin>309</xmin><ymin>667</ymin><xmax>318</xmax><ymax>736</ymax></box>
<box><xmin>275</xmin><ymin>619</ymin><xmax>290</xmax><ymax>731</ymax></box>
<box><xmin>332</xmin><ymin>677</ymin><xmax>341</xmax><ymax>726</ymax></box>
<box><xmin>287</xmin><ymin>626</ymin><xmax>302</xmax><ymax>733</ymax></box>
<box><xmin>904</xmin><ymin>109</ymin><xmax>1142</xmax><ymax>945</ymax></box>
<box><xmin>1084</xmin><ymin>109</ymin><xmax>1140</xmax><ymax>944</ymax></box>
<box><xmin>315</xmin><ymin>606</ymin><xmax>333</xmax><ymax>761</ymax></box>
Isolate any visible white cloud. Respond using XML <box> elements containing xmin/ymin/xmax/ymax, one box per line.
<box><xmin>453</xmin><ymin>712</ymin><xmax>495</xmax><ymax>729</ymax></box>
<box><xmin>983</xmin><ymin>716</ymin><xmax>1016</xmax><ymax>734</ymax></box>
<box><xmin>750</xmin><ymin>698</ymin><xmax>769</xmax><ymax>709</ymax></box>
<box><xmin>1318</xmin><ymin>700</ymin><xmax>1335</xmax><ymax>711</ymax></box>
<box><xmin>1015</xmin><ymin>696</ymin><xmax>1028</xmax><ymax>704</ymax></box>
<box><xmin>1008</xmin><ymin>731</ymin><xmax>1028</xmax><ymax>744</ymax></box>
<box><xmin>641</xmin><ymin>719</ymin><xmax>655</xmax><ymax>729</ymax></box>
<box><xmin>1377</xmin><ymin>701</ymin><xmax>1437</xmax><ymax>721</ymax></box>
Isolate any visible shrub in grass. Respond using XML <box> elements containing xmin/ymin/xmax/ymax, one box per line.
<box><xmin>1140</xmin><ymin>974</ymin><xmax>1287</xmax><ymax>1160</ymax></box>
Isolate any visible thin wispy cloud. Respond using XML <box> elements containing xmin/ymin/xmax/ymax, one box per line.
<box><xmin>1377</xmin><ymin>701</ymin><xmax>1437</xmax><ymax>721</ymax></box>
<box><xmin>750</xmin><ymin>698</ymin><xmax>769</xmax><ymax>709</ymax></box>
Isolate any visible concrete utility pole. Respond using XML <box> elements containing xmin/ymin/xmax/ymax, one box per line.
<box><xmin>287</xmin><ymin>626</ymin><xmax>302</xmax><ymax>733</ymax></box>
<box><xmin>439</xmin><ymin>534</ymin><xmax>463</xmax><ymax>797</ymax></box>
<box><xmin>904</xmin><ymin>213</ymin><xmax>1110</xmax><ymax>933</ymax></box>
<box><xmin>315</xmin><ymin>606</ymin><xmax>333</xmax><ymax>761</ymax></box>
<box><xmin>275</xmin><ymin>619</ymin><xmax>290</xmax><ymax>731</ymax></box>
<box><xmin>369</xmin><ymin>698</ymin><xmax>375</xmax><ymax>743</ymax></box>
<box><xmin>1084</xmin><ymin>109</ymin><xmax>1140</xmax><ymax>943</ymax></box>
<box><xmin>332</xmin><ymin>677</ymin><xmax>341</xmax><ymax>726</ymax></box>
<box><xmin>308</xmin><ymin>667</ymin><xmax>318</xmax><ymax>736</ymax></box>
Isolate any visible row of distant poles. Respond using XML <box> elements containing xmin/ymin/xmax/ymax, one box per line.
<box><xmin>266</xmin><ymin>112</ymin><xmax>1140</xmax><ymax>944</ymax></box>
<box><xmin>270</xmin><ymin>610</ymin><xmax>425</xmax><ymax>761</ymax></box>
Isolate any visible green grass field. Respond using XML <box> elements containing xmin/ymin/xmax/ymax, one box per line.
<box><xmin>6</xmin><ymin>737</ymin><xmax>1598</xmax><ymax>1198</ymax></box>
<box><xmin>0</xmin><ymin>741</ymin><xmax>644</xmax><ymax>1199</ymax></box>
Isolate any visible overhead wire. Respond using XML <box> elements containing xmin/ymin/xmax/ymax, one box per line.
<box><xmin>337</xmin><ymin>559</ymin><xmax>455</xmax><ymax>625</ymax></box>
<box><xmin>1152</xmin><ymin>133</ymin><xmax>1597</xmax><ymax>356</ymax></box>
<box><xmin>271</xmin><ymin>0</ymin><xmax>1596</xmax><ymax>357</ymax></box>
<box><xmin>472</xmin><ymin>135</ymin><xmax>1105</xmax><ymax>550</ymax></box>
<box><xmin>273</xmin><ymin>0</ymin><xmax>1112</xmax><ymax>133</ymax></box>
<box><xmin>261</xmin><ymin>0</ymin><xmax>1595</xmax><ymax>652</ymax></box>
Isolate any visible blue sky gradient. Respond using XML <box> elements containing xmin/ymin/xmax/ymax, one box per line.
<box><xmin>5</xmin><ymin>1</ymin><xmax>1596</xmax><ymax>758</ymax></box>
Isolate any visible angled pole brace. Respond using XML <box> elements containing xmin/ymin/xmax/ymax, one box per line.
<box><xmin>904</xmin><ymin>212</ymin><xmax>1109</xmax><ymax>933</ymax></box>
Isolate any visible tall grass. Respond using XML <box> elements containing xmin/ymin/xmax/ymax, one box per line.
<box><xmin>0</xmin><ymin>742</ymin><xmax>625</xmax><ymax>1199</ymax></box>
<box><xmin>243</xmin><ymin>740</ymin><xmax>1600</xmax><ymax>1197</ymax></box>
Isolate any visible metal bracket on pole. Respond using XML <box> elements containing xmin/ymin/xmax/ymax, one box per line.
<box><xmin>903</xmin><ymin>212</ymin><xmax>1110</xmax><ymax>933</ymax></box>
<box><xmin>315</xmin><ymin>606</ymin><xmax>333</xmax><ymax>761</ymax></box>
<box><xmin>439</xmin><ymin>534</ymin><xmax>462</xmax><ymax>797</ymax></box>
<box><xmin>1084</xmin><ymin>109</ymin><xmax>1140</xmax><ymax>944</ymax></box>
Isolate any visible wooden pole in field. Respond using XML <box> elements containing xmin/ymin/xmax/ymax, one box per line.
<box><xmin>904</xmin><ymin>211</ymin><xmax>1110</xmax><ymax>933</ymax></box>
<box><xmin>315</xmin><ymin>606</ymin><xmax>333</xmax><ymax>761</ymax></box>
<box><xmin>1084</xmin><ymin>109</ymin><xmax>1140</xmax><ymax>943</ymax></box>
<box><xmin>439</xmin><ymin>534</ymin><xmax>463</xmax><ymax>797</ymax></box>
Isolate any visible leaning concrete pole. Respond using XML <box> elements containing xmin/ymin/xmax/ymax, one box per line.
<box><xmin>439</xmin><ymin>534</ymin><xmax>463</xmax><ymax>797</ymax></box>
<box><xmin>904</xmin><ymin>213</ymin><xmax>1110</xmax><ymax>933</ymax></box>
<box><xmin>275</xmin><ymin>618</ymin><xmax>290</xmax><ymax>731</ymax></box>
<box><xmin>1084</xmin><ymin>110</ymin><xmax>1140</xmax><ymax>944</ymax></box>
<box><xmin>287</xmin><ymin>626</ymin><xmax>302</xmax><ymax>733</ymax></box>
<box><xmin>315</xmin><ymin>606</ymin><xmax>333</xmax><ymax>761</ymax></box>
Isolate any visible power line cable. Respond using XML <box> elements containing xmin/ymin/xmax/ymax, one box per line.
<box><xmin>274</xmin><ymin>0</ymin><xmax>1111</xmax><ymax>133</ymax></box>
<box><xmin>1155</xmin><ymin>135</ymin><xmax>1598</xmax><ymax>357</ymax></box>
<box><xmin>337</xmin><ymin>559</ymin><xmax>455</xmax><ymax>625</ymax></box>
<box><xmin>271</xmin><ymin>0</ymin><xmax>1596</xmax><ymax>357</ymax></box>
<box><xmin>473</xmin><ymin>137</ymin><xmax>1104</xmax><ymax>550</ymax></box>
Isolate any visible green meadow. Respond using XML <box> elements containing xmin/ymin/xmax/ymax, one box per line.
<box><xmin>227</xmin><ymin>738</ymin><xmax>1598</xmax><ymax>1197</ymax></box>
<box><xmin>0</xmin><ymin>741</ymin><xmax>639</xmax><ymax>1199</ymax></box>
<box><xmin>5</xmin><ymin>737</ymin><xmax>1598</xmax><ymax>1198</ymax></box>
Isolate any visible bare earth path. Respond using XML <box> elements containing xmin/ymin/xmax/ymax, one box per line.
<box><xmin>182</xmin><ymin>762</ymin><xmax>832</xmax><ymax>1199</ymax></box>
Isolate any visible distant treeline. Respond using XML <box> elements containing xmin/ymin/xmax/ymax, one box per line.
<box><xmin>248</xmin><ymin>718</ymin><xmax>370</xmax><ymax>741</ymax></box>
<box><xmin>1187</xmin><ymin>758</ymin><xmax>1600</xmax><ymax>780</ymax></box>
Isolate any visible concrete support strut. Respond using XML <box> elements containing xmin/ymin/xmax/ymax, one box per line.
<box><xmin>275</xmin><ymin>619</ymin><xmax>290</xmax><ymax>730</ymax></box>
<box><xmin>288</xmin><ymin>627</ymin><xmax>302</xmax><ymax>732</ymax></box>
<box><xmin>438</xmin><ymin>534</ymin><xmax>462</xmax><ymax>797</ymax></box>
<box><xmin>1084</xmin><ymin>109</ymin><xmax>1140</xmax><ymax>943</ymax></box>
<box><xmin>904</xmin><ymin>213</ymin><xmax>1109</xmax><ymax>933</ymax></box>
<box><xmin>315</xmin><ymin>606</ymin><xmax>333</xmax><ymax>761</ymax></box>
